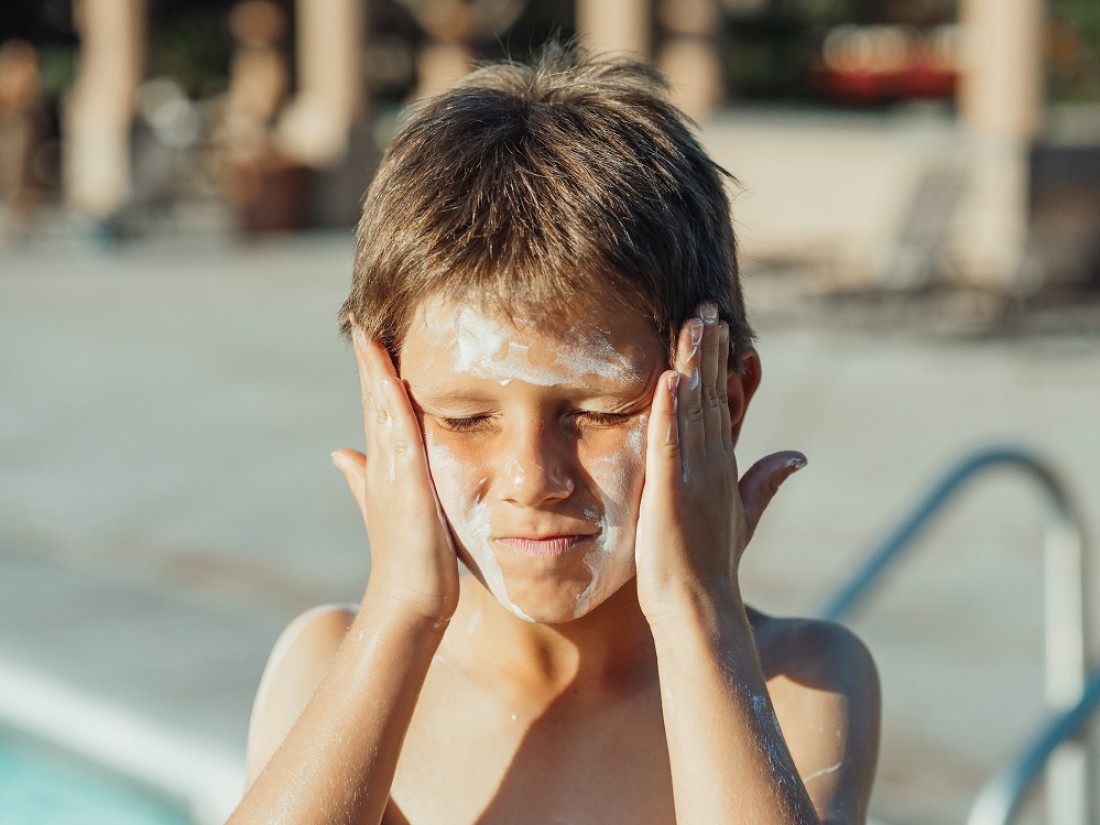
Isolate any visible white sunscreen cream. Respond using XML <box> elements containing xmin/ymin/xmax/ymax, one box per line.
<box><xmin>450</xmin><ymin>305</ymin><xmax>640</xmax><ymax>388</ymax></box>
<box><xmin>575</xmin><ymin>413</ymin><xmax>647</xmax><ymax>616</ymax></box>
<box><xmin>425</xmin><ymin>433</ymin><xmax>533</xmax><ymax>621</ymax></box>
<box><xmin>416</xmin><ymin>303</ymin><xmax>649</xmax><ymax>621</ymax></box>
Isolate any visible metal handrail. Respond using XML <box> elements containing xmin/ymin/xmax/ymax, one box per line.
<box><xmin>813</xmin><ymin>445</ymin><xmax>1091</xmax><ymax>825</ymax></box>
<box><xmin>967</xmin><ymin>667</ymin><xmax>1100</xmax><ymax>825</ymax></box>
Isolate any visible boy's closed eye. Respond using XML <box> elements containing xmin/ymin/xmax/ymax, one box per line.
<box><xmin>435</xmin><ymin>414</ymin><xmax>493</xmax><ymax>433</ymax></box>
<box><xmin>433</xmin><ymin>409</ymin><xmax>641</xmax><ymax>435</ymax></box>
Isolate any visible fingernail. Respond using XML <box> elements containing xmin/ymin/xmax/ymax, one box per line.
<box><xmin>331</xmin><ymin>450</ymin><xmax>350</xmax><ymax>470</ymax></box>
<box><xmin>689</xmin><ymin>319</ymin><xmax>704</xmax><ymax>350</ymax></box>
<box><xmin>700</xmin><ymin>303</ymin><xmax>718</xmax><ymax>325</ymax></box>
<box><xmin>785</xmin><ymin>454</ymin><xmax>807</xmax><ymax>470</ymax></box>
<box><xmin>667</xmin><ymin>372</ymin><xmax>679</xmax><ymax>412</ymax></box>
<box><xmin>688</xmin><ymin>367</ymin><xmax>700</xmax><ymax>390</ymax></box>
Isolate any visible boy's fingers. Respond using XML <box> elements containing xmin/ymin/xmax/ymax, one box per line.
<box><xmin>698</xmin><ymin>304</ymin><xmax>723</xmax><ymax>443</ymax></box>
<box><xmin>674</xmin><ymin>317</ymin><xmax>705</xmax><ymax>462</ymax></box>
<box><xmin>351</xmin><ymin>328</ymin><xmax>380</xmax><ymax>452</ymax></box>
<box><xmin>348</xmin><ymin>333</ymin><xmax>437</xmax><ymax>518</ymax></box>
<box><xmin>331</xmin><ymin>448</ymin><xmax>369</xmax><ymax>526</ymax></box>
<box><xmin>376</xmin><ymin>376</ymin><xmax>424</xmax><ymax>461</ymax></box>
<box><xmin>717</xmin><ymin>322</ymin><xmax>734</xmax><ymax>453</ymax></box>
<box><xmin>354</xmin><ymin>330</ymin><xmax>405</xmax><ymax>456</ymax></box>
<box><xmin>645</xmin><ymin>370</ymin><xmax>682</xmax><ymax>485</ymax></box>
<box><xmin>738</xmin><ymin>451</ymin><xmax>807</xmax><ymax>540</ymax></box>
<box><xmin>360</xmin><ymin>333</ymin><xmax>400</xmax><ymax>379</ymax></box>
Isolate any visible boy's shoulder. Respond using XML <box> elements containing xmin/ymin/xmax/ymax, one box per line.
<box><xmin>748</xmin><ymin>605</ymin><xmax>878</xmax><ymax>689</ymax></box>
<box><xmin>747</xmin><ymin>609</ymin><xmax>881</xmax><ymax>817</ymax></box>
<box><xmin>264</xmin><ymin>603</ymin><xmax>358</xmax><ymax>674</ymax></box>
<box><xmin>245</xmin><ymin>603</ymin><xmax>358</xmax><ymax>783</ymax></box>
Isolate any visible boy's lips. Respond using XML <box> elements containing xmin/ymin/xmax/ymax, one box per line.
<box><xmin>495</xmin><ymin>534</ymin><xmax>595</xmax><ymax>558</ymax></box>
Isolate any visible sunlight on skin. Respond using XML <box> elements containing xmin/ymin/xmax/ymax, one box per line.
<box><xmin>400</xmin><ymin>299</ymin><xmax>666</xmax><ymax>623</ymax></box>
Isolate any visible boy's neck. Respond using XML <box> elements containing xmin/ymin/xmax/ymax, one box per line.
<box><xmin>443</xmin><ymin>578</ymin><xmax>657</xmax><ymax>709</ymax></box>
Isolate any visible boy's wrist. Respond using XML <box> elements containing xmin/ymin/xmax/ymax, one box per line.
<box><xmin>649</xmin><ymin>599</ymin><xmax>762</xmax><ymax>691</ymax></box>
<box><xmin>644</xmin><ymin>580</ymin><xmax>751</xmax><ymax>645</ymax></box>
<box><xmin>356</xmin><ymin>588</ymin><xmax>453</xmax><ymax>643</ymax></box>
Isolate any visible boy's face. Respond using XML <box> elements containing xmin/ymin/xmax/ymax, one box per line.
<box><xmin>399</xmin><ymin>297</ymin><xmax>667</xmax><ymax>623</ymax></box>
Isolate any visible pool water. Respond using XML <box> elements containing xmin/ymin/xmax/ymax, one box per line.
<box><xmin>0</xmin><ymin>733</ymin><xmax>192</xmax><ymax>825</ymax></box>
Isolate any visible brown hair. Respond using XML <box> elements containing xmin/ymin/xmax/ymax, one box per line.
<box><xmin>340</xmin><ymin>42</ymin><xmax>753</xmax><ymax>367</ymax></box>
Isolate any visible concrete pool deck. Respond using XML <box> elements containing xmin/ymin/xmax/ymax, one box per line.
<box><xmin>1</xmin><ymin>229</ymin><xmax>1099</xmax><ymax>824</ymax></box>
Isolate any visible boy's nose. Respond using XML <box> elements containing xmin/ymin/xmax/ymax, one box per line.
<box><xmin>495</xmin><ymin>426</ymin><xmax>575</xmax><ymax>507</ymax></box>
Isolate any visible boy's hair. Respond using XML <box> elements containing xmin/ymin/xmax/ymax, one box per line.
<box><xmin>340</xmin><ymin>42</ymin><xmax>754</xmax><ymax>367</ymax></box>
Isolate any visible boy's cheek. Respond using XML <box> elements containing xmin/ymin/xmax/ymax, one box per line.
<box><xmin>423</xmin><ymin>426</ymin><xmax>482</xmax><ymax>473</ymax></box>
<box><xmin>424</xmin><ymin>434</ymin><xmax>483</xmax><ymax>505</ymax></box>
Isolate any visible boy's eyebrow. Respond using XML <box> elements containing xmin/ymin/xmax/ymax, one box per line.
<box><xmin>411</xmin><ymin>374</ymin><xmax>659</xmax><ymax>408</ymax></box>
<box><xmin>408</xmin><ymin>387</ymin><xmax>497</xmax><ymax>408</ymax></box>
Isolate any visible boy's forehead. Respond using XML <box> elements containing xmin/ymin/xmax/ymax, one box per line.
<box><xmin>403</xmin><ymin>296</ymin><xmax>663</xmax><ymax>384</ymax></box>
<box><xmin>410</xmin><ymin>295</ymin><xmax>656</xmax><ymax>345</ymax></box>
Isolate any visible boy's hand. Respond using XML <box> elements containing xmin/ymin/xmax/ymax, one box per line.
<box><xmin>634</xmin><ymin>306</ymin><xmax>805</xmax><ymax>622</ymax></box>
<box><xmin>331</xmin><ymin>329</ymin><xmax>461</xmax><ymax>628</ymax></box>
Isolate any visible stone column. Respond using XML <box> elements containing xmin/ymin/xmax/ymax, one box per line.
<box><xmin>959</xmin><ymin>0</ymin><xmax>1044</xmax><ymax>143</ymax></box>
<box><xmin>953</xmin><ymin>0</ymin><xmax>1045</xmax><ymax>286</ymax></box>
<box><xmin>415</xmin><ymin>40</ymin><xmax>474</xmax><ymax>99</ymax></box>
<box><xmin>576</xmin><ymin>0</ymin><xmax>650</xmax><ymax>58</ymax></box>
<box><xmin>64</xmin><ymin>0</ymin><xmax>145</xmax><ymax>218</ymax></box>
<box><xmin>276</xmin><ymin>0</ymin><xmax>364</xmax><ymax>166</ymax></box>
<box><xmin>401</xmin><ymin>0</ymin><xmax>528</xmax><ymax>100</ymax></box>
<box><xmin>656</xmin><ymin>0</ymin><xmax>723</xmax><ymax>119</ymax></box>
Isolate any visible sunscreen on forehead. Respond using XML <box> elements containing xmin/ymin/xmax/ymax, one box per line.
<box><xmin>442</xmin><ymin>305</ymin><xmax>641</xmax><ymax>388</ymax></box>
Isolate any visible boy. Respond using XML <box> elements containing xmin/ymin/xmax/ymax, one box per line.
<box><xmin>230</xmin><ymin>44</ymin><xmax>880</xmax><ymax>825</ymax></box>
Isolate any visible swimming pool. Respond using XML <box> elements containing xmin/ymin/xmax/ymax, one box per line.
<box><xmin>0</xmin><ymin>731</ymin><xmax>192</xmax><ymax>825</ymax></box>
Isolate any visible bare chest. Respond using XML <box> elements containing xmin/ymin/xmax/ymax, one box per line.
<box><xmin>384</xmin><ymin>670</ymin><xmax>676</xmax><ymax>825</ymax></box>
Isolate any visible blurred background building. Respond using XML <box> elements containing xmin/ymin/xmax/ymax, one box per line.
<box><xmin>1</xmin><ymin>0</ymin><xmax>1098</xmax><ymax>294</ymax></box>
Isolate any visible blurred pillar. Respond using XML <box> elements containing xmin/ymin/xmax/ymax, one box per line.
<box><xmin>415</xmin><ymin>41</ymin><xmax>473</xmax><ymax>98</ymax></box>
<box><xmin>576</xmin><ymin>0</ymin><xmax>650</xmax><ymax>57</ymax></box>
<box><xmin>959</xmin><ymin>0</ymin><xmax>1044</xmax><ymax>142</ymax></box>
<box><xmin>276</xmin><ymin>0</ymin><xmax>364</xmax><ymax>167</ymax></box>
<box><xmin>407</xmin><ymin>0</ymin><xmax>477</xmax><ymax>100</ymax></box>
<box><xmin>65</xmin><ymin>0</ymin><xmax>145</xmax><ymax>218</ymax></box>
<box><xmin>656</xmin><ymin>0</ymin><xmax>722</xmax><ymax>119</ymax></box>
<box><xmin>403</xmin><ymin>0</ymin><xmax>528</xmax><ymax>100</ymax></box>
<box><xmin>954</xmin><ymin>0</ymin><xmax>1045</xmax><ymax>286</ymax></box>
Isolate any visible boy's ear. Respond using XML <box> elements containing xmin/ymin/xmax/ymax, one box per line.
<box><xmin>726</xmin><ymin>351</ymin><xmax>761</xmax><ymax>446</ymax></box>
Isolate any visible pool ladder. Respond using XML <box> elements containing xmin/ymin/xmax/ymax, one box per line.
<box><xmin>814</xmin><ymin>446</ymin><xmax>1097</xmax><ymax>825</ymax></box>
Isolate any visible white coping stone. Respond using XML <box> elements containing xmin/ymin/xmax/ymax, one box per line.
<box><xmin>0</xmin><ymin>656</ymin><xmax>243</xmax><ymax>825</ymax></box>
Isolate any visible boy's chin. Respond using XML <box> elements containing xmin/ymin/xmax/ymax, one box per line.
<box><xmin>457</xmin><ymin>545</ymin><xmax>637</xmax><ymax>624</ymax></box>
<box><xmin>484</xmin><ymin>571</ymin><xmax>638</xmax><ymax>625</ymax></box>
<box><xmin>490</xmin><ymin>597</ymin><xmax>603</xmax><ymax>625</ymax></box>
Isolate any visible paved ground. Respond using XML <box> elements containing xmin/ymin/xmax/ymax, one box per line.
<box><xmin>2</xmin><ymin>228</ymin><xmax>1099</xmax><ymax>825</ymax></box>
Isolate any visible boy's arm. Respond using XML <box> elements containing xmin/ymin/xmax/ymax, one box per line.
<box><xmin>243</xmin><ymin>604</ymin><xmax>356</xmax><ymax>786</ymax></box>
<box><xmin>635</xmin><ymin>309</ymin><xmax>880</xmax><ymax>825</ymax></box>
<box><xmin>231</xmin><ymin>602</ymin><xmax>445</xmax><ymax>825</ymax></box>
<box><xmin>763</xmin><ymin>619</ymin><xmax>880</xmax><ymax>823</ymax></box>
<box><xmin>228</xmin><ymin>331</ymin><xmax>460</xmax><ymax>825</ymax></box>
<box><xmin>650</xmin><ymin>608</ymin><xmax>880</xmax><ymax>825</ymax></box>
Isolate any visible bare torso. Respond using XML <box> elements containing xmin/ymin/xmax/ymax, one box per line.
<box><xmin>259</xmin><ymin>576</ymin><xmax>868</xmax><ymax>825</ymax></box>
